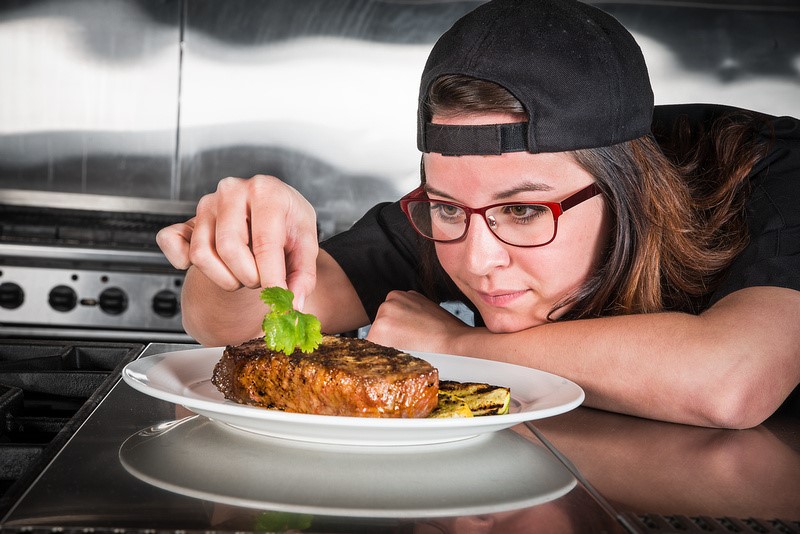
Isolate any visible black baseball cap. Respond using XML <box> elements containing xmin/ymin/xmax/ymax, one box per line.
<box><xmin>417</xmin><ymin>0</ymin><xmax>654</xmax><ymax>155</ymax></box>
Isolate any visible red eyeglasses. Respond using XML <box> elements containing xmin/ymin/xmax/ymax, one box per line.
<box><xmin>399</xmin><ymin>183</ymin><xmax>601</xmax><ymax>247</ymax></box>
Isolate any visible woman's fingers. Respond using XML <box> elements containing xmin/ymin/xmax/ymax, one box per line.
<box><xmin>155</xmin><ymin>175</ymin><xmax>320</xmax><ymax>301</ymax></box>
<box><xmin>284</xmin><ymin>220</ymin><xmax>319</xmax><ymax>312</ymax></box>
<box><xmin>155</xmin><ymin>218</ymin><xmax>195</xmax><ymax>270</ymax></box>
<box><xmin>214</xmin><ymin>177</ymin><xmax>261</xmax><ymax>288</ymax></box>
<box><xmin>188</xmin><ymin>191</ymin><xmax>244</xmax><ymax>291</ymax></box>
<box><xmin>248</xmin><ymin>176</ymin><xmax>319</xmax><ymax>308</ymax></box>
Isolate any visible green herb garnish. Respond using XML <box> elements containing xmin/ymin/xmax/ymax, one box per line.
<box><xmin>260</xmin><ymin>286</ymin><xmax>322</xmax><ymax>354</ymax></box>
<box><xmin>254</xmin><ymin>511</ymin><xmax>313</xmax><ymax>531</ymax></box>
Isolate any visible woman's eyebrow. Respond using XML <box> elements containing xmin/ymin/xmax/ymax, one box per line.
<box><xmin>424</xmin><ymin>181</ymin><xmax>554</xmax><ymax>201</ymax></box>
<box><xmin>494</xmin><ymin>181</ymin><xmax>554</xmax><ymax>200</ymax></box>
<box><xmin>423</xmin><ymin>184</ymin><xmax>456</xmax><ymax>200</ymax></box>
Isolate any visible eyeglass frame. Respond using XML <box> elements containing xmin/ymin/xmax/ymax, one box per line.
<box><xmin>399</xmin><ymin>182</ymin><xmax>602</xmax><ymax>248</ymax></box>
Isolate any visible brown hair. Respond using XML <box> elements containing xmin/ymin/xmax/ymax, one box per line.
<box><xmin>421</xmin><ymin>74</ymin><xmax>771</xmax><ymax>318</ymax></box>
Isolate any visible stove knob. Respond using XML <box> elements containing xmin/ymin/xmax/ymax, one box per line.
<box><xmin>0</xmin><ymin>282</ymin><xmax>25</xmax><ymax>309</ymax></box>
<box><xmin>48</xmin><ymin>285</ymin><xmax>77</xmax><ymax>312</ymax></box>
<box><xmin>152</xmin><ymin>289</ymin><xmax>180</xmax><ymax>318</ymax></box>
<box><xmin>99</xmin><ymin>287</ymin><xmax>128</xmax><ymax>315</ymax></box>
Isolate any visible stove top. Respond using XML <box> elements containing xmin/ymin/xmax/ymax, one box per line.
<box><xmin>0</xmin><ymin>339</ymin><xmax>144</xmax><ymax>516</ymax></box>
<box><xmin>0</xmin><ymin>199</ymin><xmax>192</xmax><ymax>340</ymax></box>
<box><xmin>0</xmin><ymin>204</ymin><xmax>183</xmax><ymax>253</ymax></box>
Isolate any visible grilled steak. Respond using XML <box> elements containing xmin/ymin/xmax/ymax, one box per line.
<box><xmin>211</xmin><ymin>335</ymin><xmax>439</xmax><ymax>418</ymax></box>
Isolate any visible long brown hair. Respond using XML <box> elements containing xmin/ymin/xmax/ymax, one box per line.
<box><xmin>421</xmin><ymin>74</ymin><xmax>771</xmax><ymax>318</ymax></box>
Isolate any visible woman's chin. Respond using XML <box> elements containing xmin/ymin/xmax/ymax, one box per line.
<box><xmin>481</xmin><ymin>313</ymin><xmax>547</xmax><ymax>334</ymax></box>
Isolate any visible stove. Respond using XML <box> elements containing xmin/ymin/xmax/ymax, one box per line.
<box><xmin>0</xmin><ymin>338</ymin><xmax>144</xmax><ymax>517</ymax></box>
<box><xmin>0</xmin><ymin>189</ymin><xmax>196</xmax><ymax>342</ymax></box>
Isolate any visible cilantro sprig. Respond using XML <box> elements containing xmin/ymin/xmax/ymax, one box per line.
<box><xmin>260</xmin><ymin>287</ymin><xmax>322</xmax><ymax>354</ymax></box>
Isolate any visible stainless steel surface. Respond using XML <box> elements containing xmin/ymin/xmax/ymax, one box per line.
<box><xmin>534</xmin><ymin>407</ymin><xmax>800</xmax><ymax>524</ymax></box>
<box><xmin>602</xmin><ymin>1</ymin><xmax>800</xmax><ymax>116</ymax></box>
<box><xmin>176</xmin><ymin>1</ymin><xmax>482</xmax><ymax>236</ymax></box>
<box><xmin>0</xmin><ymin>325</ymin><xmax>192</xmax><ymax>343</ymax></box>
<box><xmin>0</xmin><ymin>343</ymin><xmax>624</xmax><ymax>533</ymax></box>
<box><xmin>0</xmin><ymin>339</ymin><xmax>146</xmax><ymax>519</ymax></box>
<box><xmin>0</xmin><ymin>189</ymin><xmax>197</xmax><ymax>216</ymax></box>
<box><xmin>1</xmin><ymin>341</ymin><xmax>797</xmax><ymax>532</ymax></box>
<box><xmin>1</xmin><ymin>1</ymin><xmax>797</xmax><ymax>235</ymax></box>
<box><xmin>0</xmin><ymin>239</ymin><xmax>189</xmax><ymax>341</ymax></box>
<box><xmin>0</xmin><ymin>264</ymin><xmax>184</xmax><ymax>333</ymax></box>
<box><xmin>0</xmin><ymin>243</ymin><xmax>171</xmax><ymax>266</ymax></box>
<box><xmin>0</xmin><ymin>197</ymin><xmax>192</xmax><ymax>340</ymax></box>
<box><xmin>0</xmin><ymin>0</ymin><xmax>181</xmax><ymax>201</ymax></box>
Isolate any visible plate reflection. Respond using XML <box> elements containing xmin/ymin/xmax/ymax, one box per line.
<box><xmin>119</xmin><ymin>415</ymin><xmax>576</xmax><ymax>519</ymax></box>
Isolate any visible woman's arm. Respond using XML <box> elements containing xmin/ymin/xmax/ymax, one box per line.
<box><xmin>367</xmin><ymin>286</ymin><xmax>800</xmax><ymax>429</ymax></box>
<box><xmin>157</xmin><ymin>175</ymin><xmax>369</xmax><ymax>346</ymax></box>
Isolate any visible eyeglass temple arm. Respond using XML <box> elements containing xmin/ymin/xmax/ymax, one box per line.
<box><xmin>560</xmin><ymin>183</ymin><xmax>602</xmax><ymax>211</ymax></box>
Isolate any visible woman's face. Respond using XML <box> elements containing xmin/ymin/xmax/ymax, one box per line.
<box><xmin>425</xmin><ymin>112</ymin><xmax>610</xmax><ymax>332</ymax></box>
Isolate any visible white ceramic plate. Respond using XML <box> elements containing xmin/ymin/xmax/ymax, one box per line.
<box><xmin>122</xmin><ymin>347</ymin><xmax>584</xmax><ymax>446</ymax></box>
<box><xmin>119</xmin><ymin>415</ymin><xmax>577</xmax><ymax>518</ymax></box>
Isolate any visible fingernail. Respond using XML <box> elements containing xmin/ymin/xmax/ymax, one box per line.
<box><xmin>295</xmin><ymin>294</ymin><xmax>306</xmax><ymax>312</ymax></box>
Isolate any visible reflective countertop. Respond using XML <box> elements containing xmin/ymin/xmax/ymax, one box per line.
<box><xmin>2</xmin><ymin>342</ymin><xmax>797</xmax><ymax>533</ymax></box>
<box><xmin>0</xmin><ymin>343</ymin><xmax>625</xmax><ymax>534</ymax></box>
<box><xmin>534</xmin><ymin>404</ymin><xmax>800</xmax><ymax>529</ymax></box>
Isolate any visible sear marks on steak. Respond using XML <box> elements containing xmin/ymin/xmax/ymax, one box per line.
<box><xmin>211</xmin><ymin>335</ymin><xmax>439</xmax><ymax>418</ymax></box>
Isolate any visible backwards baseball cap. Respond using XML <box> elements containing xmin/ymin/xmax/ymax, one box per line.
<box><xmin>417</xmin><ymin>0</ymin><xmax>654</xmax><ymax>155</ymax></box>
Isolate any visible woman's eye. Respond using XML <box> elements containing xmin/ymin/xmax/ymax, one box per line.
<box><xmin>431</xmin><ymin>203</ymin><xmax>463</xmax><ymax>221</ymax></box>
<box><xmin>502</xmin><ymin>205</ymin><xmax>548</xmax><ymax>222</ymax></box>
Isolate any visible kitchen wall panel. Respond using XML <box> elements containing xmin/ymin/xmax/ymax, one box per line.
<box><xmin>177</xmin><ymin>0</ymin><xmax>479</xmax><ymax>237</ymax></box>
<box><xmin>0</xmin><ymin>0</ymin><xmax>181</xmax><ymax>199</ymax></box>
<box><xmin>606</xmin><ymin>1</ymin><xmax>800</xmax><ymax>117</ymax></box>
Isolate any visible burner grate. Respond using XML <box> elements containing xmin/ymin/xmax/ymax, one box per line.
<box><xmin>0</xmin><ymin>340</ymin><xmax>143</xmax><ymax>517</ymax></box>
<box><xmin>0</xmin><ymin>205</ymin><xmax>187</xmax><ymax>251</ymax></box>
<box><xmin>624</xmin><ymin>513</ymin><xmax>800</xmax><ymax>533</ymax></box>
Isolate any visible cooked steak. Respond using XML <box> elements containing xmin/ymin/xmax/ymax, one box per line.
<box><xmin>211</xmin><ymin>335</ymin><xmax>439</xmax><ymax>418</ymax></box>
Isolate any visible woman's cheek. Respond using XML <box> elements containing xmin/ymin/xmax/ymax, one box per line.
<box><xmin>434</xmin><ymin>243</ymin><xmax>464</xmax><ymax>282</ymax></box>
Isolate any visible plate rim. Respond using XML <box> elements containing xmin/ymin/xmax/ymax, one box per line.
<box><xmin>121</xmin><ymin>346</ymin><xmax>584</xmax><ymax>437</ymax></box>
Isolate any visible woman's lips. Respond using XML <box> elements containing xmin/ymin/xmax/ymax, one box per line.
<box><xmin>476</xmin><ymin>289</ymin><xmax>528</xmax><ymax>307</ymax></box>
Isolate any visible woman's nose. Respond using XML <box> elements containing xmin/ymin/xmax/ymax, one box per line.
<box><xmin>462</xmin><ymin>214</ymin><xmax>511</xmax><ymax>275</ymax></box>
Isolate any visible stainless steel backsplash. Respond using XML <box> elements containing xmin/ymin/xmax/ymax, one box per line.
<box><xmin>1</xmin><ymin>0</ymin><xmax>798</xmax><ymax>237</ymax></box>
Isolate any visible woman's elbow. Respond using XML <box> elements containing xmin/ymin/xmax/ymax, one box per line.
<box><xmin>699</xmin><ymin>382</ymin><xmax>785</xmax><ymax>429</ymax></box>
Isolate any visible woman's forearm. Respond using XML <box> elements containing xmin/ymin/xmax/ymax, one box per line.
<box><xmin>450</xmin><ymin>286</ymin><xmax>800</xmax><ymax>428</ymax></box>
<box><xmin>180</xmin><ymin>267</ymin><xmax>266</xmax><ymax>346</ymax></box>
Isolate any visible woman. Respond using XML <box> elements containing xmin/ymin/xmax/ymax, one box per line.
<box><xmin>157</xmin><ymin>0</ymin><xmax>800</xmax><ymax>429</ymax></box>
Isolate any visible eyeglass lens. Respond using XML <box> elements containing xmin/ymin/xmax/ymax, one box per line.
<box><xmin>406</xmin><ymin>201</ymin><xmax>556</xmax><ymax>246</ymax></box>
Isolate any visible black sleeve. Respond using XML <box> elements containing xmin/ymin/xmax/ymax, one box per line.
<box><xmin>707</xmin><ymin>113</ymin><xmax>800</xmax><ymax>306</ymax></box>
<box><xmin>319</xmin><ymin>201</ymin><xmax>425</xmax><ymax>321</ymax></box>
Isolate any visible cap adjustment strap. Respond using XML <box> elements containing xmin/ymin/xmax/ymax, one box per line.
<box><xmin>423</xmin><ymin>122</ymin><xmax>528</xmax><ymax>155</ymax></box>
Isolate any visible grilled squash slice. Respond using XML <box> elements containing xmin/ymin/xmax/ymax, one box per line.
<box><xmin>428</xmin><ymin>392</ymin><xmax>474</xmax><ymax>418</ymax></box>
<box><xmin>429</xmin><ymin>380</ymin><xmax>511</xmax><ymax>418</ymax></box>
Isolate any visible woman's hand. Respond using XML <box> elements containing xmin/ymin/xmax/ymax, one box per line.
<box><xmin>156</xmin><ymin>175</ymin><xmax>319</xmax><ymax>309</ymax></box>
<box><xmin>366</xmin><ymin>290</ymin><xmax>472</xmax><ymax>353</ymax></box>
